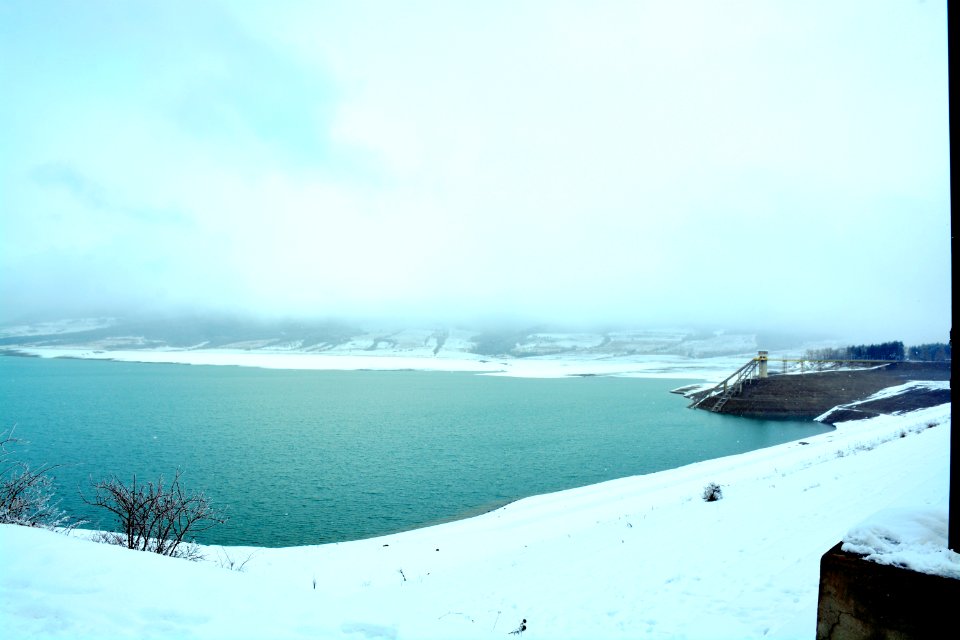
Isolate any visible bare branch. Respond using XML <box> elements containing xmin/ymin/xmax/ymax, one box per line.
<box><xmin>1</xmin><ymin>428</ymin><xmax>80</xmax><ymax>530</ymax></box>
<box><xmin>84</xmin><ymin>469</ymin><xmax>225</xmax><ymax>559</ymax></box>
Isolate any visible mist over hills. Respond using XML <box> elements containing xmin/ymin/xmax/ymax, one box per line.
<box><xmin>0</xmin><ymin>315</ymin><xmax>840</xmax><ymax>359</ymax></box>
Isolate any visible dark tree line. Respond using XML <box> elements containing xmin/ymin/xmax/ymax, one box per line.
<box><xmin>845</xmin><ymin>341</ymin><xmax>906</xmax><ymax>361</ymax></box>
<box><xmin>805</xmin><ymin>340</ymin><xmax>950</xmax><ymax>362</ymax></box>
<box><xmin>908</xmin><ymin>342</ymin><xmax>952</xmax><ymax>361</ymax></box>
<box><xmin>805</xmin><ymin>341</ymin><xmax>902</xmax><ymax>361</ymax></box>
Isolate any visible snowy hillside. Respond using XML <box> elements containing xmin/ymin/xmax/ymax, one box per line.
<box><xmin>0</xmin><ymin>317</ymin><xmax>791</xmax><ymax>361</ymax></box>
<box><xmin>1</xmin><ymin>401</ymin><xmax>952</xmax><ymax>639</ymax></box>
<box><xmin>0</xmin><ymin>317</ymin><xmax>117</xmax><ymax>339</ymax></box>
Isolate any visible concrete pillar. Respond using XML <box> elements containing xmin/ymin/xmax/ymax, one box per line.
<box><xmin>757</xmin><ymin>350</ymin><xmax>769</xmax><ymax>378</ymax></box>
<box><xmin>816</xmin><ymin>542</ymin><xmax>960</xmax><ymax>639</ymax></box>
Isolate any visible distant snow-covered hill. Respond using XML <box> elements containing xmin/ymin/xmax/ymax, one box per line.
<box><xmin>0</xmin><ymin>317</ymin><xmax>821</xmax><ymax>360</ymax></box>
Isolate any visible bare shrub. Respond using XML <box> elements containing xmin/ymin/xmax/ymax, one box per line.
<box><xmin>83</xmin><ymin>469</ymin><xmax>225</xmax><ymax>559</ymax></box>
<box><xmin>0</xmin><ymin>429</ymin><xmax>77</xmax><ymax>530</ymax></box>
<box><xmin>702</xmin><ymin>482</ymin><xmax>723</xmax><ymax>502</ymax></box>
<box><xmin>214</xmin><ymin>547</ymin><xmax>257</xmax><ymax>572</ymax></box>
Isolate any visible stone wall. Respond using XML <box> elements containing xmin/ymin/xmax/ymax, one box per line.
<box><xmin>816</xmin><ymin>542</ymin><xmax>960</xmax><ymax>639</ymax></box>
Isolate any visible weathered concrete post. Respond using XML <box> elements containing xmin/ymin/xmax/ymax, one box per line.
<box><xmin>950</xmin><ymin>328</ymin><xmax>956</xmax><ymax>552</ymax></box>
<box><xmin>816</xmin><ymin>543</ymin><xmax>960</xmax><ymax>639</ymax></box>
<box><xmin>757</xmin><ymin>350</ymin><xmax>768</xmax><ymax>378</ymax></box>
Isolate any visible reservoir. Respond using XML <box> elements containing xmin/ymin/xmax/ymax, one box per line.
<box><xmin>0</xmin><ymin>355</ymin><xmax>831</xmax><ymax>547</ymax></box>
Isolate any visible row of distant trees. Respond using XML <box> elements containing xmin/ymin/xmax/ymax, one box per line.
<box><xmin>907</xmin><ymin>342</ymin><xmax>952</xmax><ymax>361</ymax></box>
<box><xmin>805</xmin><ymin>341</ymin><xmax>951</xmax><ymax>362</ymax></box>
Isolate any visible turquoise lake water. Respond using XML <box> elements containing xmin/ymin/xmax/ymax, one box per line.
<box><xmin>0</xmin><ymin>356</ymin><xmax>831</xmax><ymax>547</ymax></box>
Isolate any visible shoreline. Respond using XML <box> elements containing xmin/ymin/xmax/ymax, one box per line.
<box><xmin>1</xmin><ymin>390</ymin><xmax>950</xmax><ymax>638</ymax></box>
<box><xmin>0</xmin><ymin>346</ymin><xmax>748</xmax><ymax>381</ymax></box>
<box><xmin>690</xmin><ymin>361</ymin><xmax>952</xmax><ymax>419</ymax></box>
<box><xmin>67</xmin><ymin>408</ymin><xmax>851</xmax><ymax>552</ymax></box>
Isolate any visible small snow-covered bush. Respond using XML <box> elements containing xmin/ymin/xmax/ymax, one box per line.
<box><xmin>702</xmin><ymin>482</ymin><xmax>723</xmax><ymax>502</ymax></box>
<box><xmin>0</xmin><ymin>430</ymin><xmax>77</xmax><ymax>530</ymax></box>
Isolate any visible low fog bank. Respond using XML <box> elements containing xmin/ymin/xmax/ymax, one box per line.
<box><xmin>0</xmin><ymin>286</ymin><xmax>949</xmax><ymax>349</ymax></box>
<box><xmin>0</xmin><ymin>311</ymin><xmax>947</xmax><ymax>360</ymax></box>
<box><xmin>1</xmin><ymin>0</ymin><xmax>949</xmax><ymax>360</ymax></box>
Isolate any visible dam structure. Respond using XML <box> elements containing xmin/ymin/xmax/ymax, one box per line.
<box><xmin>688</xmin><ymin>352</ymin><xmax>951</xmax><ymax>420</ymax></box>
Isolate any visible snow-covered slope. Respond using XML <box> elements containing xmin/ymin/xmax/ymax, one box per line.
<box><xmin>0</xmin><ymin>318</ymin><xmax>781</xmax><ymax>360</ymax></box>
<box><xmin>1</xmin><ymin>403</ymin><xmax>952</xmax><ymax>639</ymax></box>
<box><xmin>0</xmin><ymin>317</ymin><xmax>116</xmax><ymax>338</ymax></box>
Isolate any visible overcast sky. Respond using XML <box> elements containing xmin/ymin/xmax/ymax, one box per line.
<box><xmin>0</xmin><ymin>1</ymin><xmax>950</xmax><ymax>343</ymax></box>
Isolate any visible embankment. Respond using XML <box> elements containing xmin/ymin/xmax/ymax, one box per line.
<box><xmin>691</xmin><ymin>362</ymin><xmax>951</xmax><ymax>421</ymax></box>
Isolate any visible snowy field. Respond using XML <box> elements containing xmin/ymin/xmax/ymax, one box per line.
<box><xmin>1</xmin><ymin>400</ymin><xmax>953</xmax><ymax>639</ymax></box>
<box><xmin>0</xmin><ymin>318</ymin><xmax>780</xmax><ymax>380</ymax></box>
<box><xmin>2</xmin><ymin>347</ymin><xmax>750</xmax><ymax>381</ymax></box>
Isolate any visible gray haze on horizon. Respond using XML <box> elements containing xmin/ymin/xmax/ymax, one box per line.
<box><xmin>0</xmin><ymin>1</ymin><xmax>951</xmax><ymax>345</ymax></box>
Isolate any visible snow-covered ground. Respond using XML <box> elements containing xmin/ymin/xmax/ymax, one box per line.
<box><xmin>1</xmin><ymin>401</ymin><xmax>953</xmax><ymax>639</ymax></box>
<box><xmin>842</xmin><ymin>507</ymin><xmax>959</xmax><ymax>579</ymax></box>
<box><xmin>0</xmin><ymin>317</ymin><xmax>803</xmax><ymax>362</ymax></box>
<box><xmin>814</xmin><ymin>380</ymin><xmax>951</xmax><ymax>423</ymax></box>
<box><xmin>2</xmin><ymin>347</ymin><xmax>751</xmax><ymax>381</ymax></box>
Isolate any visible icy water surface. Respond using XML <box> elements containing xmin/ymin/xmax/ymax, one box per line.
<box><xmin>0</xmin><ymin>356</ymin><xmax>830</xmax><ymax>546</ymax></box>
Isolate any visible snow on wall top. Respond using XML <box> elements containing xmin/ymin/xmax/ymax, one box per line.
<box><xmin>842</xmin><ymin>508</ymin><xmax>960</xmax><ymax>579</ymax></box>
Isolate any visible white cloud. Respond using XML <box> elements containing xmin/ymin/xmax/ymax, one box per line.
<box><xmin>0</xmin><ymin>1</ymin><xmax>950</xmax><ymax>342</ymax></box>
